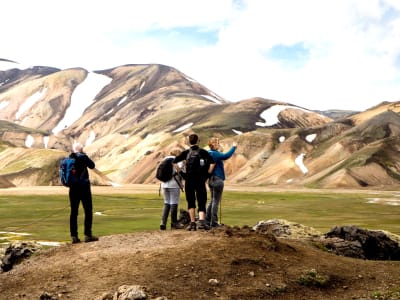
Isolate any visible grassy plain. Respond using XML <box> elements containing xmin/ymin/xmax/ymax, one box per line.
<box><xmin>0</xmin><ymin>185</ymin><xmax>399</xmax><ymax>243</ymax></box>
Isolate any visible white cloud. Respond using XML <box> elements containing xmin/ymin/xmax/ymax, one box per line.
<box><xmin>1</xmin><ymin>0</ymin><xmax>399</xmax><ymax>111</ymax></box>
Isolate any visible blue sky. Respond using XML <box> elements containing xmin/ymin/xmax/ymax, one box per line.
<box><xmin>1</xmin><ymin>0</ymin><xmax>400</xmax><ymax>111</ymax></box>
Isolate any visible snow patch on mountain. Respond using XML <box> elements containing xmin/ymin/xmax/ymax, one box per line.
<box><xmin>16</xmin><ymin>88</ymin><xmax>47</xmax><ymax>120</ymax></box>
<box><xmin>202</xmin><ymin>94</ymin><xmax>222</xmax><ymax>104</ymax></box>
<box><xmin>117</xmin><ymin>96</ymin><xmax>128</xmax><ymax>106</ymax></box>
<box><xmin>86</xmin><ymin>131</ymin><xmax>96</xmax><ymax>146</ymax></box>
<box><xmin>306</xmin><ymin>134</ymin><xmax>317</xmax><ymax>143</ymax></box>
<box><xmin>25</xmin><ymin>135</ymin><xmax>34</xmax><ymax>148</ymax></box>
<box><xmin>0</xmin><ymin>101</ymin><xmax>9</xmax><ymax>110</ymax></box>
<box><xmin>183</xmin><ymin>75</ymin><xmax>196</xmax><ymax>83</ymax></box>
<box><xmin>295</xmin><ymin>153</ymin><xmax>308</xmax><ymax>174</ymax></box>
<box><xmin>232</xmin><ymin>129</ymin><xmax>243</xmax><ymax>135</ymax></box>
<box><xmin>173</xmin><ymin>123</ymin><xmax>193</xmax><ymax>133</ymax></box>
<box><xmin>0</xmin><ymin>78</ymin><xmax>9</xmax><ymax>86</ymax></box>
<box><xmin>256</xmin><ymin>105</ymin><xmax>311</xmax><ymax>127</ymax></box>
<box><xmin>43</xmin><ymin>136</ymin><xmax>49</xmax><ymax>149</ymax></box>
<box><xmin>52</xmin><ymin>72</ymin><xmax>112</xmax><ymax>135</ymax></box>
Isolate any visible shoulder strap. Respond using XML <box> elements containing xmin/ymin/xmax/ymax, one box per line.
<box><xmin>186</xmin><ymin>148</ymin><xmax>192</xmax><ymax>161</ymax></box>
<box><xmin>173</xmin><ymin>173</ymin><xmax>184</xmax><ymax>192</ymax></box>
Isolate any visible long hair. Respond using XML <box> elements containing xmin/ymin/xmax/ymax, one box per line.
<box><xmin>208</xmin><ymin>137</ymin><xmax>219</xmax><ymax>150</ymax></box>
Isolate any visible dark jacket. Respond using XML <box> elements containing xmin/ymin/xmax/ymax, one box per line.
<box><xmin>173</xmin><ymin>145</ymin><xmax>215</xmax><ymax>180</ymax></box>
<box><xmin>69</xmin><ymin>152</ymin><xmax>95</xmax><ymax>184</ymax></box>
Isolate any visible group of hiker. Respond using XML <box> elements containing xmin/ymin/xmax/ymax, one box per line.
<box><xmin>66</xmin><ymin>133</ymin><xmax>237</xmax><ymax>244</ymax></box>
<box><xmin>159</xmin><ymin>133</ymin><xmax>237</xmax><ymax>231</ymax></box>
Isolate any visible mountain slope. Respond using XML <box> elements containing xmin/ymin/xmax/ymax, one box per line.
<box><xmin>1</xmin><ymin>59</ymin><xmax>400</xmax><ymax>189</ymax></box>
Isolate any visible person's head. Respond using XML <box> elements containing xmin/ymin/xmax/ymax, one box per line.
<box><xmin>170</xmin><ymin>148</ymin><xmax>181</xmax><ymax>157</ymax></box>
<box><xmin>208</xmin><ymin>137</ymin><xmax>220</xmax><ymax>150</ymax></box>
<box><xmin>188</xmin><ymin>134</ymin><xmax>199</xmax><ymax>146</ymax></box>
<box><xmin>73</xmin><ymin>142</ymin><xmax>84</xmax><ymax>153</ymax></box>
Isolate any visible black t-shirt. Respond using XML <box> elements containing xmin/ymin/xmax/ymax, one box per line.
<box><xmin>173</xmin><ymin>145</ymin><xmax>214</xmax><ymax>179</ymax></box>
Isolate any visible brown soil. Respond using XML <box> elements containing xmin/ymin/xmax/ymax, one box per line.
<box><xmin>1</xmin><ymin>185</ymin><xmax>400</xmax><ymax>299</ymax></box>
<box><xmin>1</xmin><ymin>227</ymin><xmax>400</xmax><ymax>300</ymax></box>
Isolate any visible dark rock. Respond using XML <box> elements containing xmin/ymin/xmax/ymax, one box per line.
<box><xmin>324</xmin><ymin>225</ymin><xmax>400</xmax><ymax>260</ymax></box>
<box><xmin>1</xmin><ymin>241</ymin><xmax>42</xmax><ymax>272</ymax></box>
<box><xmin>177</xmin><ymin>209</ymin><xmax>190</xmax><ymax>226</ymax></box>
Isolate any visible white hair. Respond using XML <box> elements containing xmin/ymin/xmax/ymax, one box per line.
<box><xmin>73</xmin><ymin>142</ymin><xmax>83</xmax><ymax>153</ymax></box>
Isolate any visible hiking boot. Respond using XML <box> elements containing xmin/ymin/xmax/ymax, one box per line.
<box><xmin>71</xmin><ymin>236</ymin><xmax>81</xmax><ymax>244</ymax></box>
<box><xmin>171</xmin><ymin>222</ymin><xmax>184</xmax><ymax>230</ymax></box>
<box><xmin>84</xmin><ymin>235</ymin><xmax>99</xmax><ymax>243</ymax></box>
<box><xmin>197</xmin><ymin>221</ymin><xmax>210</xmax><ymax>230</ymax></box>
<box><xmin>186</xmin><ymin>222</ymin><xmax>197</xmax><ymax>231</ymax></box>
<box><xmin>160</xmin><ymin>224</ymin><xmax>167</xmax><ymax>230</ymax></box>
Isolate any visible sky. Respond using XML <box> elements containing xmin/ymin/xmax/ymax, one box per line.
<box><xmin>1</xmin><ymin>0</ymin><xmax>400</xmax><ymax>111</ymax></box>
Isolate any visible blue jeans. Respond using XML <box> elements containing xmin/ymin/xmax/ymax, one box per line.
<box><xmin>206</xmin><ymin>176</ymin><xmax>224</xmax><ymax>226</ymax></box>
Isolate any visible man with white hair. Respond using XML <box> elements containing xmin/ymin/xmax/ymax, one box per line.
<box><xmin>69</xmin><ymin>142</ymin><xmax>98</xmax><ymax>243</ymax></box>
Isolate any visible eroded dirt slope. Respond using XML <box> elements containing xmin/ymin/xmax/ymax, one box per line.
<box><xmin>1</xmin><ymin>227</ymin><xmax>400</xmax><ymax>300</ymax></box>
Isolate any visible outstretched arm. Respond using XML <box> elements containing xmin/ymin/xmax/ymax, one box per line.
<box><xmin>214</xmin><ymin>143</ymin><xmax>237</xmax><ymax>160</ymax></box>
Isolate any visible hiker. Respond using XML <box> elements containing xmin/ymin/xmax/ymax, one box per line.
<box><xmin>206</xmin><ymin>138</ymin><xmax>237</xmax><ymax>228</ymax></box>
<box><xmin>68</xmin><ymin>142</ymin><xmax>98</xmax><ymax>243</ymax></box>
<box><xmin>159</xmin><ymin>149</ymin><xmax>185</xmax><ymax>230</ymax></box>
<box><xmin>173</xmin><ymin>133</ymin><xmax>215</xmax><ymax>231</ymax></box>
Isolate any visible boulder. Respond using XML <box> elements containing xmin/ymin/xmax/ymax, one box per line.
<box><xmin>1</xmin><ymin>241</ymin><xmax>42</xmax><ymax>272</ymax></box>
<box><xmin>253</xmin><ymin>219</ymin><xmax>322</xmax><ymax>239</ymax></box>
<box><xmin>323</xmin><ymin>225</ymin><xmax>400</xmax><ymax>260</ymax></box>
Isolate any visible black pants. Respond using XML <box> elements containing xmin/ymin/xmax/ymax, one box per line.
<box><xmin>69</xmin><ymin>184</ymin><xmax>93</xmax><ymax>237</ymax></box>
<box><xmin>185</xmin><ymin>178</ymin><xmax>207</xmax><ymax>212</ymax></box>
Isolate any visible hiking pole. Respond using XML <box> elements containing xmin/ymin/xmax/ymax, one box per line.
<box><xmin>219</xmin><ymin>198</ymin><xmax>222</xmax><ymax>225</ymax></box>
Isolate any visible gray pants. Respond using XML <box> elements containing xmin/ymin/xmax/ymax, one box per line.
<box><xmin>162</xmin><ymin>187</ymin><xmax>180</xmax><ymax>205</ymax></box>
<box><xmin>161</xmin><ymin>188</ymin><xmax>181</xmax><ymax>226</ymax></box>
<box><xmin>206</xmin><ymin>176</ymin><xmax>224</xmax><ymax>226</ymax></box>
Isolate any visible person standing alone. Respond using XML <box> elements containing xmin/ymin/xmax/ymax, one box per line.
<box><xmin>68</xmin><ymin>142</ymin><xmax>98</xmax><ymax>243</ymax></box>
<box><xmin>206</xmin><ymin>138</ymin><xmax>237</xmax><ymax>228</ymax></box>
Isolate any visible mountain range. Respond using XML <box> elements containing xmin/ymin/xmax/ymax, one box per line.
<box><xmin>1</xmin><ymin>58</ymin><xmax>400</xmax><ymax>189</ymax></box>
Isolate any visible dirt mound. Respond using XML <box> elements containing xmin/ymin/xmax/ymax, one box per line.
<box><xmin>1</xmin><ymin>227</ymin><xmax>400</xmax><ymax>299</ymax></box>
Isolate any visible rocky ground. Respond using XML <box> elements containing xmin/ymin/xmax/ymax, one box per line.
<box><xmin>1</xmin><ymin>224</ymin><xmax>400</xmax><ymax>300</ymax></box>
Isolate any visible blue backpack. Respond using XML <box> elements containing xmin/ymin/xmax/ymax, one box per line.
<box><xmin>59</xmin><ymin>157</ymin><xmax>78</xmax><ymax>187</ymax></box>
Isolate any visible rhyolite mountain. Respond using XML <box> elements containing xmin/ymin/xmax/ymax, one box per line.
<box><xmin>1</xmin><ymin>58</ymin><xmax>400</xmax><ymax>189</ymax></box>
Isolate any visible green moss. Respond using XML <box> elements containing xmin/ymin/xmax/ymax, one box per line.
<box><xmin>298</xmin><ymin>269</ymin><xmax>330</xmax><ymax>287</ymax></box>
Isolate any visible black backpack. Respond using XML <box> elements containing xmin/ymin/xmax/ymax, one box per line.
<box><xmin>186</xmin><ymin>148</ymin><xmax>208</xmax><ymax>178</ymax></box>
<box><xmin>156</xmin><ymin>157</ymin><xmax>174</xmax><ymax>182</ymax></box>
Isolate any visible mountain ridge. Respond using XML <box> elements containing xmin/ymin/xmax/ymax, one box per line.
<box><xmin>1</xmin><ymin>58</ymin><xmax>400</xmax><ymax>189</ymax></box>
